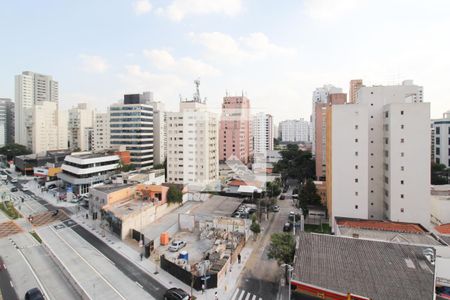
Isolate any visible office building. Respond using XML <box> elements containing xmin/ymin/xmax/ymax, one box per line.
<box><xmin>349</xmin><ymin>79</ymin><xmax>363</xmax><ymax>104</ymax></box>
<box><xmin>219</xmin><ymin>95</ymin><xmax>252</xmax><ymax>164</ymax></box>
<box><xmin>15</xmin><ymin>71</ymin><xmax>59</xmax><ymax>149</ymax></box>
<box><xmin>432</xmin><ymin>111</ymin><xmax>450</xmax><ymax>167</ymax></box>
<box><xmin>279</xmin><ymin>119</ymin><xmax>310</xmax><ymax>143</ymax></box>
<box><xmin>68</xmin><ymin>103</ymin><xmax>95</xmax><ymax>151</ymax></box>
<box><xmin>110</xmin><ymin>93</ymin><xmax>154</xmax><ymax>169</ymax></box>
<box><xmin>58</xmin><ymin>151</ymin><xmax>120</xmax><ymax>195</ymax></box>
<box><xmin>93</xmin><ymin>112</ymin><xmax>110</xmax><ymax>151</ymax></box>
<box><xmin>314</xmin><ymin>91</ymin><xmax>347</xmax><ymax>179</ymax></box>
<box><xmin>252</xmin><ymin>113</ymin><xmax>273</xmax><ymax>155</ymax></box>
<box><xmin>32</xmin><ymin>101</ymin><xmax>68</xmax><ymax>154</ymax></box>
<box><xmin>0</xmin><ymin>98</ymin><xmax>14</xmax><ymax>146</ymax></box>
<box><xmin>166</xmin><ymin>80</ymin><xmax>218</xmax><ymax>186</ymax></box>
<box><xmin>327</xmin><ymin>80</ymin><xmax>430</xmax><ymax>228</ymax></box>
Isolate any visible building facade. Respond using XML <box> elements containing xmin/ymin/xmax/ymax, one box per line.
<box><xmin>166</xmin><ymin>81</ymin><xmax>218</xmax><ymax>186</ymax></box>
<box><xmin>219</xmin><ymin>95</ymin><xmax>252</xmax><ymax>164</ymax></box>
<box><xmin>279</xmin><ymin>119</ymin><xmax>310</xmax><ymax>143</ymax></box>
<box><xmin>68</xmin><ymin>103</ymin><xmax>95</xmax><ymax>151</ymax></box>
<box><xmin>93</xmin><ymin>112</ymin><xmax>110</xmax><ymax>151</ymax></box>
<box><xmin>252</xmin><ymin>113</ymin><xmax>273</xmax><ymax>155</ymax></box>
<box><xmin>110</xmin><ymin>93</ymin><xmax>154</xmax><ymax>169</ymax></box>
<box><xmin>314</xmin><ymin>92</ymin><xmax>347</xmax><ymax>180</ymax></box>
<box><xmin>0</xmin><ymin>98</ymin><xmax>14</xmax><ymax>146</ymax></box>
<box><xmin>15</xmin><ymin>71</ymin><xmax>59</xmax><ymax>149</ymax></box>
<box><xmin>149</xmin><ymin>101</ymin><xmax>166</xmax><ymax>165</ymax></box>
<box><xmin>432</xmin><ymin>111</ymin><xmax>450</xmax><ymax>167</ymax></box>
<box><xmin>349</xmin><ymin>79</ymin><xmax>363</xmax><ymax>104</ymax></box>
<box><xmin>327</xmin><ymin>80</ymin><xmax>429</xmax><ymax>228</ymax></box>
<box><xmin>58</xmin><ymin>151</ymin><xmax>120</xmax><ymax>195</ymax></box>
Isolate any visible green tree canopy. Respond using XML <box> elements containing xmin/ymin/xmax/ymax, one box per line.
<box><xmin>297</xmin><ymin>179</ymin><xmax>322</xmax><ymax>215</ymax></box>
<box><xmin>267</xmin><ymin>232</ymin><xmax>296</xmax><ymax>265</ymax></box>
<box><xmin>431</xmin><ymin>163</ymin><xmax>449</xmax><ymax>185</ymax></box>
<box><xmin>266</xmin><ymin>181</ymin><xmax>281</xmax><ymax>198</ymax></box>
<box><xmin>0</xmin><ymin>143</ymin><xmax>31</xmax><ymax>160</ymax></box>
<box><xmin>167</xmin><ymin>186</ymin><xmax>183</xmax><ymax>204</ymax></box>
<box><xmin>250</xmin><ymin>214</ymin><xmax>261</xmax><ymax>237</ymax></box>
<box><xmin>272</xmin><ymin>145</ymin><xmax>315</xmax><ymax>182</ymax></box>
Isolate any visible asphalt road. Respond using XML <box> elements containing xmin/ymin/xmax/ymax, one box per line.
<box><xmin>70</xmin><ymin>223</ymin><xmax>167</xmax><ymax>299</ymax></box>
<box><xmin>0</xmin><ymin>257</ymin><xmax>19</xmax><ymax>300</ymax></box>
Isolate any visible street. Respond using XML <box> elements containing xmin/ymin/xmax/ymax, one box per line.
<box><xmin>0</xmin><ymin>256</ymin><xmax>19</xmax><ymax>300</ymax></box>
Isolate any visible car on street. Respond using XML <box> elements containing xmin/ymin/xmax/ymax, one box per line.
<box><xmin>163</xmin><ymin>287</ymin><xmax>190</xmax><ymax>300</ymax></box>
<box><xmin>10</xmin><ymin>187</ymin><xmax>18</xmax><ymax>192</ymax></box>
<box><xmin>25</xmin><ymin>287</ymin><xmax>44</xmax><ymax>300</ymax></box>
<box><xmin>47</xmin><ymin>184</ymin><xmax>57</xmax><ymax>190</ymax></box>
<box><xmin>283</xmin><ymin>222</ymin><xmax>293</xmax><ymax>232</ymax></box>
<box><xmin>271</xmin><ymin>205</ymin><xmax>280</xmax><ymax>212</ymax></box>
<box><xmin>22</xmin><ymin>186</ymin><xmax>30</xmax><ymax>191</ymax></box>
<box><xmin>231</xmin><ymin>212</ymin><xmax>241</xmax><ymax>218</ymax></box>
<box><xmin>10</xmin><ymin>178</ymin><xmax>18</xmax><ymax>183</ymax></box>
<box><xmin>169</xmin><ymin>240</ymin><xmax>186</xmax><ymax>252</ymax></box>
<box><xmin>0</xmin><ymin>174</ymin><xmax>7</xmax><ymax>180</ymax></box>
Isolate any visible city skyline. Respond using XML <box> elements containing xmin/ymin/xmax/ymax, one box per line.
<box><xmin>1</xmin><ymin>0</ymin><xmax>450</xmax><ymax>121</ymax></box>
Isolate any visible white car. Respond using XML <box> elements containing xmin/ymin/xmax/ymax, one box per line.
<box><xmin>168</xmin><ymin>240</ymin><xmax>186</xmax><ymax>252</ymax></box>
<box><xmin>22</xmin><ymin>186</ymin><xmax>29</xmax><ymax>191</ymax></box>
<box><xmin>10</xmin><ymin>178</ymin><xmax>18</xmax><ymax>183</ymax></box>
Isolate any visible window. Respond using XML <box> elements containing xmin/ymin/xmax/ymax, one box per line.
<box><xmin>355</xmin><ymin>138</ymin><xmax>358</xmax><ymax>143</ymax></box>
<box><xmin>436</xmin><ymin>147</ymin><xmax>440</xmax><ymax>155</ymax></box>
<box><xmin>384</xmin><ymin>176</ymin><xmax>389</xmax><ymax>184</ymax></box>
<box><xmin>401</xmin><ymin>166</ymin><xmax>405</xmax><ymax>171</ymax></box>
<box><xmin>355</xmin><ymin>205</ymin><xmax>359</xmax><ymax>209</ymax></box>
<box><xmin>371</xmin><ymin>165</ymin><xmax>374</xmax><ymax>169</ymax></box>
<box><xmin>355</xmin><ymin>192</ymin><xmax>358</xmax><ymax>196</ymax></box>
<box><xmin>401</xmin><ymin>180</ymin><xmax>404</xmax><ymax>185</ymax></box>
<box><xmin>371</xmin><ymin>128</ymin><xmax>374</xmax><ymax>131</ymax></box>
<box><xmin>400</xmin><ymin>138</ymin><xmax>404</xmax><ymax>143</ymax></box>
<box><xmin>355</xmin><ymin>178</ymin><xmax>358</xmax><ymax>183</ymax></box>
<box><xmin>371</xmin><ymin>190</ymin><xmax>374</xmax><ymax>194</ymax></box>
<box><xmin>401</xmin><ymin>208</ymin><xmax>404</xmax><ymax>213</ymax></box>
<box><xmin>385</xmin><ymin>111</ymin><xmax>389</xmax><ymax>118</ymax></box>
<box><xmin>385</xmin><ymin>138</ymin><xmax>389</xmax><ymax>144</ymax></box>
<box><xmin>384</xmin><ymin>150</ymin><xmax>389</xmax><ymax>157</ymax></box>
<box><xmin>355</xmin><ymin>165</ymin><xmax>358</xmax><ymax>169</ymax></box>
<box><xmin>400</xmin><ymin>194</ymin><xmax>404</xmax><ymax>199</ymax></box>
<box><xmin>371</xmin><ymin>202</ymin><xmax>374</xmax><ymax>205</ymax></box>
<box><xmin>401</xmin><ymin>152</ymin><xmax>404</xmax><ymax>157</ymax></box>
<box><xmin>401</xmin><ymin>124</ymin><xmax>404</xmax><ymax>129</ymax></box>
<box><xmin>370</xmin><ymin>115</ymin><xmax>374</xmax><ymax>119</ymax></box>
<box><xmin>355</xmin><ymin>125</ymin><xmax>358</xmax><ymax>130</ymax></box>
<box><xmin>400</xmin><ymin>110</ymin><xmax>404</xmax><ymax>115</ymax></box>
<box><xmin>436</xmin><ymin>127</ymin><xmax>440</xmax><ymax>134</ymax></box>
<box><xmin>355</xmin><ymin>151</ymin><xmax>358</xmax><ymax>156</ymax></box>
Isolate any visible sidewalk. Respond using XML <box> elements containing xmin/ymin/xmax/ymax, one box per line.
<box><xmin>71</xmin><ymin>210</ymin><xmax>255</xmax><ymax>300</ymax></box>
<box><xmin>23</xmin><ymin>180</ymin><xmax>76</xmax><ymax>208</ymax></box>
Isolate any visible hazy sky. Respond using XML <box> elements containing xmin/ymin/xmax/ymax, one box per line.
<box><xmin>1</xmin><ymin>0</ymin><xmax>449</xmax><ymax>122</ymax></box>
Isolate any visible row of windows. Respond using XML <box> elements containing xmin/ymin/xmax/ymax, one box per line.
<box><xmin>110</xmin><ymin>112</ymin><xmax>153</xmax><ymax>117</ymax></box>
<box><xmin>435</xmin><ymin>126</ymin><xmax>450</xmax><ymax>135</ymax></box>
<box><xmin>110</xmin><ymin>106</ymin><xmax>152</xmax><ymax>112</ymax></box>
<box><xmin>110</xmin><ymin>118</ymin><xmax>153</xmax><ymax>122</ymax></box>
<box><xmin>63</xmin><ymin>159</ymin><xmax>119</xmax><ymax>169</ymax></box>
<box><xmin>435</xmin><ymin>137</ymin><xmax>450</xmax><ymax>145</ymax></box>
<box><xmin>62</xmin><ymin>169</ymin><xmax>114</xmax><ymax>179</ymax></box>
<box><xmin>111</xmin><ymin>141</ymin><xmax>153</xmax><ymax>145</ymax></box>
<box><xmin>111</xmin><ymin>123</ymin><xmax>152</xmax><ymax>128</ymax></box>
<box><xmin>435</xmin><ymin>158</ymin><xmax>450</xmax><ymax>166</ymax></box>
<box><xmin>111</xmin><ymin>129</ymin><xmax>153</xmax><ymax>133</ymax></box>
<box><xmin>110</xmin><ymin>135</ymin><xmax>153</xmax><ymax>139</ymax></box>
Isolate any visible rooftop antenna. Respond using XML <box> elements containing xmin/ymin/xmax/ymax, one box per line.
<box><xmin>194</xmin><ymin>78</ymin><xmax>201</xmax><ymax>102</ymax></box>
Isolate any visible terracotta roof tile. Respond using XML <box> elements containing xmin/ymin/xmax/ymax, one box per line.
<box><xmin>435</xmin><ymin>224</ymin><xmax>450</xmax><ymax>235</ymax></box>
<box><xmin>336</xmin><ymin>218</ymin><xmax>425</xmax><ymax>234</ymax></box>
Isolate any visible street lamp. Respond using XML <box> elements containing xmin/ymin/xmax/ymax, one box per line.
<box><xmin>281</xmin><ymin>264</ymin><xmax>294</xmax><ymax>300</ymax></box>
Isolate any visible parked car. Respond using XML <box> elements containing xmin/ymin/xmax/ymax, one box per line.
<box><xmin>22</xmin><ymin>186</ymin><xmax>30</xmax><ymax>191</ymax></box>
<box><xmin>283</xmin><ymin>222</ymin><xmax>293</xmax><ymax>232</ymax></box>
<box><xmin>47</xmin><ymin>184</ymin><xmax>57</xmax><ymax>190</ymax></box>
<box><xmin>169</xmin><ymin>240</ymin><xmax>186</xmax><ymax>252</ymax></box>
<box><xmin>271</xmin><ymin>205</ymin><xmax>280</xmax><ymax>212</ymax></box>
<box><xmin>10</xmin><ymin>187</ymin><xmax>18</xmax><ymax>192</ymax></box>
<box><xmin>10</xmin><ymin>178</ymin><xmax>18</xmax><ymax>183</ymax></box>
<box><xmin>25</xmin><ymin>287</ymin><xmax>44</xmax><ymax>300</ymax></box>
<box><xmin>163</xmin><ymin>287</ymin><xmax>190</xmax><ymax>300</ymax></box>
<box><xmin>231</xmin><ymin>212</ymin><xmax>241</xmax><ymax>218</ymax></box>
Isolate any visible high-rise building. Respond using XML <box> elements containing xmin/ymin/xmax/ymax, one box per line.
<box><xmin>349</xmin><ymin>79</ymin><xmax>363</xmax><ymax>104</ymax></box>
<box><xmin>279</xmin><ymin>119</ymin><xmax>310</xmax><ymax>143</ymax></box>
<box><xmin>15</xmin><ymin>71</ymin><xmax>59</xmax><ymax>148</ymax></box>
<box><xmin>32</xmin><ymin>101</ymin><xmax>68</xmax><ymax>153</ymax></box>
<box><xmin>314</xmin><ymin>92</ymin><xmax>347</xmax><ymax>179</ymax></box>
<box><xmin>327</xmin><ymin>80</ymin><xmax>429</xmax><ymax>228</ymax></box>
<box><xmin>219</xmin><ymin>95</ymin><xmax>252</xmax><ymax>164</ymax></box>
<box><xmin>252</xmin><ymin>113</ymin><xmax>273</xmax><ymax>155</ymax></box>
<box><xmin>110</xmin><ymin>93</ymin><xmax>154</xmax><ymax>169</ymax></box>
<box><xmin>149</xmin><ymin>100</ymin><xmax>166</xmax><ymax>165</ymax></box>
<box><xmin>68</xmin><ymin>103</ymin><xmax>95</xmax><ymax>151</ymax></box>
<box><xmin>93</xmin><ymin>112</ymin><xmax>110</xmax><ymax>151</ymax></box>
<box><xmin>166</xmin><ymin>81</ymin><xmax>218</xmax><ymax>186</ymax></box>
<box><xmin>432</xmin><ymin>111</ymin><xmax>450</xmax><ymax>167</ymax></box>
<box><xmin>311</xmin><ymin>85</ymin><xmax>342</xmax><ymax>155</ymax></box>
<box><xmin>0</xmin><ymin>98</ymin><xmax>14</xmax><ymax>146</ymax></box>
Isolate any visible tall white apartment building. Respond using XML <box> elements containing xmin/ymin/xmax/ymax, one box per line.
<box><xmin>32</xmin><ymin>101</ymin><xmax>68</xmax><ymax>153</ymax></box>
<box><xmin>311</xmin><ymin>85</ymin><xmax>342</xmax><ymax>154</ymax></box>
<box><xmin>252</xmin><ymin>113</ymin><xmax>273</xmax><ymax>155</ymax></box>
<box><xmin>15</xmin><ymin>71</ymin><xmax>59</xmax><ymax>149</ymax></box>
<box><xmin>0</xmin><ymin>98</ymin><xmax>14</xmax><ymax>147</ymax></box>
<box><xmin>279</xmin><ymin>119</ymin><xmax>310</xmax><ymax>142</ymax></box>
<box><xmin>68</xmin><ymin>103</ymin><xmax>95</xmax><ymax>151</ymax></box>
<box><xmin>166</xmin><ymin>81</ymin><xmax>218</xmax><ymax>186</ymax></box>
<box><xmin>110</xmin><ymin>93</ymin><xmax>154</xmax><ymax>168</ymax></box>
<box><xmin>432</xmin><ymin>111</ymin><xmax>450</xmax><ymax>167</ymax></box>
<box><xmin>93</xmin><ymin>112</ymin><xmax>110</xmax><ymax>151</ymax></box>
<box><xmin>149</xmin><ymin>101</ymin><xmax>166</xmax><ymax>165</ymax></box>
<box><xmin>327</xmin><ymin>80</ymin><xmax>430</xmax><ymax>228</ymax></box>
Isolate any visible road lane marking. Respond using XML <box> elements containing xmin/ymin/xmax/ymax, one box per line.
<box><xmin>10</xmin><ymin>280</ymin><xmax>13</xmax><ymax>287</ymax></box>
<box><xmin>252</xmin><ymin>295</ymin><xmax>256</xmax><ymax>300</ymax></box>
<box><xmin>231</xmin><ymin>289</ymin><xmax>240</xmax><ymax>300</ymax></box>
<box><xmin>238</xmin><ymin>289</ymin><xmax>246</xmax><ymax>300</ymax></box>
<box><xmin>245</xmin><ymin>292</ymin><xmax>251</xmax><ymax>300</ymax></box>
<box><xmin>135</xmin><ymin>281</ymin><xmax>143</xmax><ymax>288</ymax></box>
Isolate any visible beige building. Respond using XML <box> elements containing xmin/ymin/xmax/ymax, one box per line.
<box><xmin>68</xmin><ymin>103</ymin><xmax>95</xmax><ymax>151</ymax></box>
<box><xmin>93</xmin><ymin>112</ymin><xmax>110</xmax><ymax>151</ymax></box>
<box><xmin>349</xmin><ymin>79</ymin><xmax>363</xmax><ymax>104</ymax></box>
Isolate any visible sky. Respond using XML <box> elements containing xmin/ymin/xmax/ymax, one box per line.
<box><xmin>1</xmin><ymin>0</ymin><xmax>450</xmax><ymax>122</ymax></box>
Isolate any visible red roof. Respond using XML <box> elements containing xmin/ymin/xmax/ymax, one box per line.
<box><xmin>336</xmin><ymin>218</ymin><xmax>426</xmax><ymax>234</ymax></box>
<box><xmin>228</xmin><ymin>180</ymin><xmax>261</xmax><ymax>187</ymax></box>
<box><xmin>435</xmin><ymin>224</ymin><xmax>450</xmax><ymax>235</ymax></box>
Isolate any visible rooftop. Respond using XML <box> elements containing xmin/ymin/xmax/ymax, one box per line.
<box><xmin>293</xmin><ymin>232</ymin><xmax>435</xmax><ymax>300</ymax></box>
<box><xmin>92</xmin><ymin>183</ymin><xmax>134</xmax><ymax>194</ymax></box>
<box><xmin>336</xmin><ymin>217</ymin><xmax>426</xmax><ymax>234</ymax></box>
<box><xmin>436</xmin><ymin>224</ymin><xmax>450</xmax><ymax>235</ymax></box>
<box><xmin>188</xmin><ymin>195</ymin><xmax>243</xmax><ymax>217</ymax></box>
<box><xmin>69</xmin><ymin>151</ymin><xmax>119</xmax><ymax>159</ymax></box>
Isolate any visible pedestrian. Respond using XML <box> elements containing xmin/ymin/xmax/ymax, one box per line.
<box><xmin>140</xmin><ymin>252</ymin><xmax>143</xmax><ymax>261</ymax></box>
<box><xmin>86</xmin><ymin>213</ymin><xmax>88</xmax><ymax>219</ymax></box>
<box><xmin>214</xmin><ymin>291</ymin><xmax>218</xmax><ymax>300</ymax></box>
<box><xmin>238</xmin><ymin>253</ymin><xmax>241</xmax><ymax>264</ymax></box>
<box><xmin>201</xmin><ymin>284</ymin><xmax>205</xmax><ymax>294</ymax></box>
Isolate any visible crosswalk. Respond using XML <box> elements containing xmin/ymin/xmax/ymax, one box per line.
<box><xmin>1</xmin><ymin>184</ymin><xmax>48</xmax><ymax>216</ymax></box>
<box><xmin>231</xmin><ymin>288</ymin><xmax>263</xmax><ymax>300</ymax></box>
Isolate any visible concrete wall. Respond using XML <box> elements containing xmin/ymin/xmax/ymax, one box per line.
<box><xmin>431</xmin><ymin>196</ymin><xmax>450</xmax><ymax>224</ymax></box>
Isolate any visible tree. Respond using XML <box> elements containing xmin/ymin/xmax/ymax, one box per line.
<box><xmin>250</xmin><ymin>214</ymin><xmax>261</xmax><ymax>240</ymax></box>
<box><xmin>266</xmin><ymin>181</ymin><xmax>281</xmax><ymax>198</ymax></box>
<box><xmin>272</xmin><ymin>145</ymin><xmax>315</xmax><ymax>182</ymax></box>
<box><xmin>431</xmin><ymin>163</ymin><xmax>449</xmax><ymax>185</ymax></box>
<box><xmin>297</xmin><ymin>179</ymin><xmax>322</xmax><ymax>215</ymax></box>
<box><xmin>267</xmin><ymin>233</ymin><xmax>296</xmax><ymax>265</ymax></box>
<box><xmin>167</xmin><ymin>186</ymin><xmax>183</xmax><ymax>204</ymax></box>
<box><xmin>121</xmin><ymin>164</ymin><xmax>136</xmax><ymax>172</ymax></box>
<box><xmin>0</xmin><ymin>143</ymin><xmax>31</xmax><ymax>160</ymax></box>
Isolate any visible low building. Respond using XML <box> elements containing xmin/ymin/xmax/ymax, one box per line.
<box><xmin>292</xmin><ymin>232</ymin><xmax>435</xmax><ymax>300</ymax></box>
<box><xmin>117</xmin><ymin>169</ymin><xmax>165</xmax><ymax>185</ymax></box>
<box><xmin>33</xmin><ymin>165</ymin><xmax>62</xmax><ymax>181</ymax></box>
<box><xmin>431</xmin><ymin>184</ymin><xmax>450</xmax><ymax>225</ymax></box>
<box><xmin>58</xmin><ymin>151</ymin><xmax>120</xmax><ymax>195</ymax></box>
<box><xmin>14</xmin><ymin>150</ymin><xmax>70</xmax><ymax>175</ymax></box>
